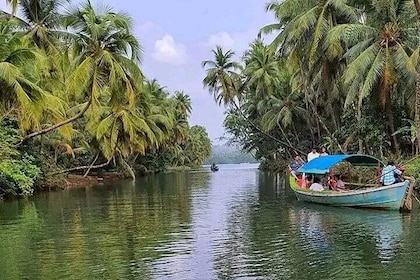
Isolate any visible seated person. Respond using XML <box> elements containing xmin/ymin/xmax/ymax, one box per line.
<box><xmin>335</xmin><ymin>175</ymin><xmax>345</xmax><ymax>189</ymax></box>
<box><xmin>327</xmin><ymin>174</ymin><xmax>347</xmax><ymax>192</ymax></box>
<box><xmin>380</xmin><ymin>160</ymin><xmax>402</xmax><ymax>186</ymax></box>
<box><xmin>288</xmin><ymin>155</ymin><xmax>304</xmax><ymax>180</ymax></box>
<box><xmin>303</xmin><ymin>174</ymin><xmax>313</xmax><ymax>188</ymax></box>
<box><xmin>309</xmin><ymin>177</ymin><xmax>324</xmax><ymax>191</ymax></box>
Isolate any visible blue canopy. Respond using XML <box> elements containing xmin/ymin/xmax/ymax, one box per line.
<box><xmin>298</xmin><ymin>154</ymin><xmax>383</xmax><ymax>174</ymax></box>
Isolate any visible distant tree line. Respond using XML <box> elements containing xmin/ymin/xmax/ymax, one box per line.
<box><xmin>204</xmin><ymin>148</ymin><xmax>258</xmax><ymax>165</ymax></box>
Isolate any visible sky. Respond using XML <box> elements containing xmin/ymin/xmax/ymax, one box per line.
<box><xmin>0</xmin><ymin>0</ymin><xmax>275</xmax><ymax>144</ymax></box>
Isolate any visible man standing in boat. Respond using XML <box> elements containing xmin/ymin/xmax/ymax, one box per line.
<box><xmin>289</xmin><ymin>155</ymin><xmax>305</xmax><ymax>180</ymax></box>
<box><xmin>307</xmin><ymin>147</ymin><xmax>320</xmax><ymax>162</ymax></box>
<box><xmin>380</xmin><ymin>160</ymin><xmax>402</xmax><ymax>186</ymax></box>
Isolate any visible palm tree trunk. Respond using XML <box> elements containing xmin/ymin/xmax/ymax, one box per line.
<box><xmin>416</xmin><ymin>72</ymin><xmax>420</xmax><ymax>154</ymax></box>
<box><xmin>415</xmin><ymin>0</ymin><xmax>420</xmax><ymax>15</ymax></box>
<box><xmin>343</xmin><ymin>132</ymin><xmax>355</xmax><ymax>153</ymax></box>
<box><xmin>413</xmin><ymin>0</ymin><xmax>420</xmax><ymax>154</ymax></box>
<box><xmin>49</xmin><ymin>157</ymin><xmax>112</xmax><ymax>176</ymax></box>
<box><xmin>331</xmin><ymin>106</ymin><xmax>340</xmax><ymax>132</ymax></box>
<box><xmin>414</xmin><ymin>1</ymin><xmax>420</xmax><ymax>154</ymax></box>
<box><xmin>120</xmin><ymin>155</ymin><xmax>136</xmax><ymax>180</ymax></box>
<box><xmin>83</xmin><ymin>152</ymin><xmax>99</xmax><ymax>177</ymax></box>
<box><xmin>357</xmin><ymin>95</ymin><xmax>364</xmax><ymax>153</ymax></box>
<box><xmin>276</xmin><ymin>120</ymin><xmax>293</xmax><ymax>158</ymax></box>
<box><xmin>307</xmin><ymin>98</ymin><xmax>344</xmax><ymax>153</ymax></box>
<box><xmin>386</xmin><ymin>103</ymin><xmax>400</xmax><ymax>154</ymax></box>
<box><xmin>17</xmin><ymin>99</ymin><xmax>92</xmax><ymax>145</ymax></box>
<box><xmin>293</xmin><ymin>125</ymin><xmax>301</xmax><ymax>144</ymax></box>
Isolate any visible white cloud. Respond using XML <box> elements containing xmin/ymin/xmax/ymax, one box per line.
<box><xmin>152</xmin><ymin>35</ymin><xmax>187</xmax><ymax>65</ymax></box>
<box><xmin>207</xmin><ymin>32</ymin><xmax>235</xmax><ymax>49</ymax></box>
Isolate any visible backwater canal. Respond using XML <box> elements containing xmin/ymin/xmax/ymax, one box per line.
<box><xmin>0</xmin><ymin>164</ymin><xmax>419</xmax><ymax>279</ymax></box>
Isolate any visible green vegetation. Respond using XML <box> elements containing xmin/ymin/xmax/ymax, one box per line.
<box><xmin>0</xmin><ymin>1</ymin><xmax>211</xmax><ymax>198</ymax></box>
<box><xmin>202</xmin><ymin>0</ymin><xmax>420</xmax><ymax>172</ymax></box>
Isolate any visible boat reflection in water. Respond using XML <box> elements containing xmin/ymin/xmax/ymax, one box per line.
<box><xmin>289</xmin><ymin>204</ymin><xmax>408</xmax><ymax>264</ymax></box>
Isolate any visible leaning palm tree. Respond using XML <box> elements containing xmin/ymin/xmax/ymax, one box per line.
<box><xmin>95</xmin><ymin>106</ymin><xmax>157</xmax><ymax>178</ymax></box>
<box><xmin>20</xmin><ymin>1</ymin><xmax>144</xmax><ymax>143</ymax></box>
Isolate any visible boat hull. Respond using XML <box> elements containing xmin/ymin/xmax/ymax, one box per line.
<box><xmin>289</xmin><ymin>176</ymin><xmax>409</xmax><ymax>210</ymax></box>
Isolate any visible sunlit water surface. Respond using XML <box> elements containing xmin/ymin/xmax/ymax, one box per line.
<box><xmin>1</xmin><ymin>163</ymin><xmax>420</xmax><ymax>279</ymax></box>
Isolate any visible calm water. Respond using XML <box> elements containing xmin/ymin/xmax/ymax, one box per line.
<box><xmin>1</xmin><ymin>164</ymin><xmax>420</xmax><ymax>280</ymax></box>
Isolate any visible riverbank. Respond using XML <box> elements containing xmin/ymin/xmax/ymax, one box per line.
<box><xmin>65</xmin><ymin>173</ymin><xmax>128</xmax><ymax>188</ymax></box>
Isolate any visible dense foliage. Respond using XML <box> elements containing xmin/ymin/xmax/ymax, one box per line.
<box><xmin>202</xmin><ymin>0</ymin><xmax>420</xmax><ymax>171</ymax></box>
<box><xmin>0</xmin><ymin>1</ymin><xmax>211</xmax><ymax>197</ymax></box>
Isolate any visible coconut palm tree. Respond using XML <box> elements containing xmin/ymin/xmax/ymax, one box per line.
<box><xmin>0</xmin><ymin>20</ymin><xmax>52</xmax><ymax>131</ymax></box>
<box><xmin>3</xmin><ymin>0</ymin><xmax>69</xmax><ymax>51</ymax></box>
<box><xmin>173</xmin><ymin>90</ymin><xmax>192</xmax><ymax>116</ymax></box>
<box><xmin>327</xmin><ymin>0</ymin><xmax>419</xmax><ymax>151</ymax></box>
<box><xmin>183</xmin><ymin>125</ymin><xmax>211</xmax><ymax>167</ymax></box>
<box><xmin>202</xmin><ymin>45</ymin><xmax>306</xmax><ymax>154</ymax></box>
<box><xmin>260</xmin><ymin>0</ymin><xmax>359</xmax><ymax>61</ymax></box>
<box><xmin>20</xmin><ymin>1</ymin><xmax>143</xmax><ymax>143</ymax></box>
<box><xmin>260</xmin><ymin>0</ymin><xmax>359</xmax><ymax>145</ymax></box>
<box><xmin>260</xmin><ymin>91</ymin><xmax>305</xmax><ymax>132</ymax></box>
<box><xmin>243</xmin><ymin>41</ymin><xmax>280</xmax><ymax>98</ymax></box>
<box><xmin>94</xmin><ymin>106</ymin><xmax>157</xmax><ymax>178</ymax></box>
<box><xmin>138</xmin><ymin>79</ymin><xmax>174</xmax><ymax>143</ymax></box>
<box><xmin>202</xmin><ymin>45</ymin><xmax>242</xmax><ymax>106</ymax></box>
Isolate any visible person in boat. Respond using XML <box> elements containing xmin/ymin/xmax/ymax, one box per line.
<box><xmin>320</xmin><ymin>147</ymin><xmax>328</xmax><ymax>156</ymax></box>
<box><xmin>307</xmin><ymin>147</ymin><xmax>320</xmax><ymax>162</ymax></box>
<box><xmin>211</xmin><ymin>162</ymin><xmax>218</xmax><ymax>171</ymax></box>
<box><xmin>309</xmin><ymin>176</ymin><xmax>324</xmax><ymax>191</ymax></box>
<box><xmin>380</xmin><ymin>160</ymin><xmax>402</xmax><ymax>186</ymax></box>
<box><xmin>335</xmin><ymin>175</ymin><xmax>345</xmax><ymax>189</ymax></box>
<box><xmin>327</xmin><ymin>174</ymin><xmax>346</xmax><ymax>191</ymax></box>
<box><xmin>289</xmin><ymin>155</ymin><xmax>305</xmax><ymax>180</ymax></box>
<box><xmin>303</xmin><ymin>174</ymin><xmax>313</xmax><ymax>189</ymax></box>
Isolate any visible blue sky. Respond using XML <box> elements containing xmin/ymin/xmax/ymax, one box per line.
<box><xmin>1</xmin><ymin>0</ymin><xmax>275</xmax><ymax>144</ymax></box>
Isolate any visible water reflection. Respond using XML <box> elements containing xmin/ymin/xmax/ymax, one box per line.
<box><xmin>290</xmin><ymin>206</ymin><xmax>406</xmax><ymax>265</ymax></box>
<box><xmin>294</xmin><ymin>208</ymin><xmax>330</xmax><ymax>253</ymax></box>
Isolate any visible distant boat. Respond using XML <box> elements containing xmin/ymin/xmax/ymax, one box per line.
<box><xmin>289</xmin><ymin>154</ymin><xmax>410</xmax><ymax>211</ymax></box>
<box><xmin>210</xmin><ymin>165</ymin><xmax>219</xmax><ymax>172</ymax></box>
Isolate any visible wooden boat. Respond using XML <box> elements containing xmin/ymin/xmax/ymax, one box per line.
<box><xmin>289</xmin><ymin>155</ymin><xmax>409</xmax><ymax>211</ymax></box>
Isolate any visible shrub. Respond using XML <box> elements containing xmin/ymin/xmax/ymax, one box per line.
<box><xmin>0</xmin><ymin>156</ymin><xmax>41</xmax><ymax>196</ymax></box>
<box><xmin>403</xmin><ymin>158</ymin><xmax>420</xmax><ymax>177</ymax></box>
<box><xmin>0</xmin><ymin>121</ymin><xmax>41</xmax><ymax>197</ymax></box>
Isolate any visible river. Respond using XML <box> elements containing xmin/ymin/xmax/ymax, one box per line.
<box><xmin>0</xmin><ymin>163</ymin><xmax>419</xmax><ymax>279</ymax></box>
